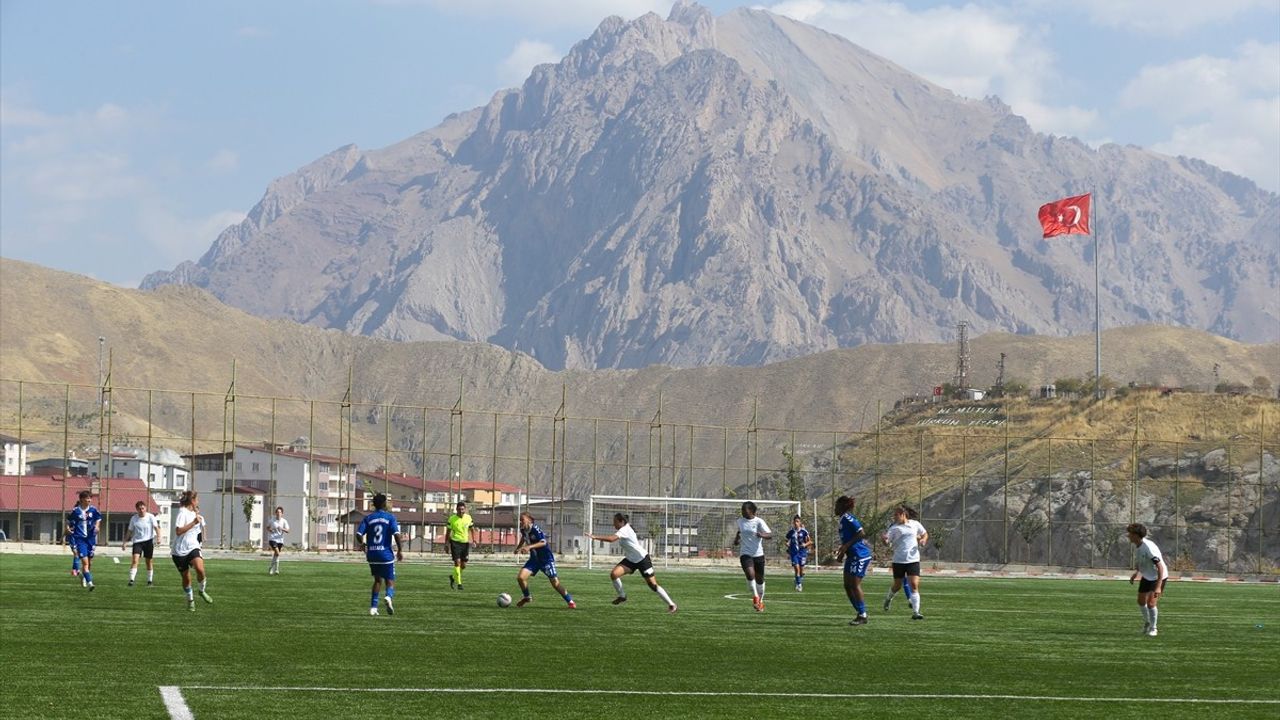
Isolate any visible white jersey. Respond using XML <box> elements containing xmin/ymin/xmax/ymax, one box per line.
<box><xmin>614</xmin><ymin>523</ymin><xmax>647</xmax><ymax>563</ymax></box>
<box><xmin>736</xmin><ymin>516</ymin><xmax>772</xmax><ymax>558</ymax></box>
<box><xmin>886</xmin><ymin>519</ymin><xmax>926</xmax><ymax>564</ymax></box>
<box><xmin>172</xmin><ymin>507</ymin><xmax>204</xmax><ymax>556</ymax></box>
<box><xmin>268</xmin><ymin>517</ymin><xmax>290</xmax><ymax>543</ymax></box>
<box><xmin>1136</xmin><ymin>537</ymin><xmax>1165</xmax><ymax>581</ymax></box>
<box><xmin>126</xmin><ymin>512</ymin><xmax>157</xmax><ymax>543</ymax></box>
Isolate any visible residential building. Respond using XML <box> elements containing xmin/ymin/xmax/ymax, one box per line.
<box><xmin>0</xmin><ymin>475</ymin><xmax>160</xmax><ymax>544</ymax></box>
<box><xmin>84</xmin><ymin>449</ymin><xmax>190</xmax><ymax>542</ymax></box>
<box><xmin>187</xmin><ymin>442</ymin><xmax>356</xmax><ymax>551</ymax></box>
<box><xmin>28</xmin><ymin>457</ymin><xmax>90</xmax><ymax>477</ymax></box>
<box><xmin>1</xmin><ymin>434</ymin><xmax>31</xmax><ymax>476</ymax></box>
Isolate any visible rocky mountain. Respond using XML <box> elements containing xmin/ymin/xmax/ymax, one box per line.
<box><xmin>141</xmin><ymin>2</ymin><xmax>1280</xmax><ymax>370</ymax></box>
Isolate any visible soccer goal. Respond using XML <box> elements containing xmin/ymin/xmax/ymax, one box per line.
<box><xmin>586</xmin><ymin>496</ymin><xmax>803</xmax><ymax>569</ymax></box>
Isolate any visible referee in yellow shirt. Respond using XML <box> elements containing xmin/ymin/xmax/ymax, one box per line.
<box><xmin>447</xmin><ymin>501</ymin><xmax>477</xmax><ymax>590</ymax></box>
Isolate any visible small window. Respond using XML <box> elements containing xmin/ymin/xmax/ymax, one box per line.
<box><xmin>235</xmin><ymin>462</ymin><xmax>243</xmax><ymax>473</ymax></box>
<box><xmin>251</xmin><ymin>462</ymin><xmax>260</xmax><ymax>473</ymax></box>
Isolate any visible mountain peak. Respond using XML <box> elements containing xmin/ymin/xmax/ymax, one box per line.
<box><xmin>139</xmin><ymin>4</ymin><xmax>1280</xmax><ymax>366</ymax></box>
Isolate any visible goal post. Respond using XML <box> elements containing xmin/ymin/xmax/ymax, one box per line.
<box><xmin>586</xmin><ymin>495</ymin><xmax>803</xmax><ymax>569</ymax></box>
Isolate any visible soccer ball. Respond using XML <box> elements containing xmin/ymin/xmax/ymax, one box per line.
<box><xmin>496</xmin><ymin>592</ymin><xmax>512</xmax><ymax>608</ymax></box>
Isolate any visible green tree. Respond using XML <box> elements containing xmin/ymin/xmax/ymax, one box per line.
<box><xmin>782</xmin><ymin>446</ymin><xmax>805</xmax><ymax>503</ymax></box>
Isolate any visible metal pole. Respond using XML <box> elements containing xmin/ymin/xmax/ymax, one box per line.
<box><xmin>1046</xmin><ymin>437</ymin><xmax>1053</xmax><ymax>565</ymax></box>
<box><xmin>960</xmin><ymin>433</ymin><xmax>967</xmax><ymax>563</ymax></box>
<box><xmin>1258</xmin><ymin>409</ymin><xmax>1266</xmax><ymax>575</ymax></box>
<box><xmin>1002</xmin><ymin>422</ymin><xmax>1009</xmax><ymax>564</ymax></box>
<box><xmin>1094</xmin><ymin>206</ymin><xmax>1102</xmax><ymax>400</ymax></box>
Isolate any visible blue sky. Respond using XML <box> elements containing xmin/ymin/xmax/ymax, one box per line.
<box><xmin>2</xmin><ymin>0</ymin><xmax>1277</xmax><ymax>287</ymax></box>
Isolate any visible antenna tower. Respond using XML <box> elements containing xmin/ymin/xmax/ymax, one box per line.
<box><xmin>995</xmin><ymin>352</ymin><xmax>1007</xmax><ymax>393</ymax></box>
<box><xmin>953</xmin><ymin>321</ymin><xmax>971</xmax><ymax>390</ymax></box>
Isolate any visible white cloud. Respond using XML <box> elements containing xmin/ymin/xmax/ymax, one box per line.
<box><xmin>138</xmin><ymin>207</ymin><xmax>247</xmax><ymax>267</ymax></box>
<box><xmin>207</xmin><ymin>148</ymin><xmax>240</xmax><ymax>173</ymax></box>
<box><xmin>1121</xmin><ymin>42</ymin><xmax>1280</xmax><ymax>190</ymax></box>
<box><xmin>0</xmin><ymin>96</ymin><xmax>248</xmax><ymax>277</ymax></box>
<box><xmin>398</xmin><ymin>0</ymin><xmax>673</xmax><ymax>28</ymax></box>
<box><xmin>498</xmin><ymin>40</ymin><xmax>563</xmax><ymax>87</ymax></box>
<box><xmin>765</xmin><ymin>1</ymin><xmax>1100</xmax><ymax>138</ymax></box>
<box><xmin>1069</xmin><ymin>0</ymin><xmax>1276</xmax><ymax>36</ymax></box>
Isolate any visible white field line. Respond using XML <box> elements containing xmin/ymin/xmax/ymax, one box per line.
<box><xmin>166</xmin><ymin>685</ymin><xmax>1280</xmax><ymax>707</ymax></box>
<box><xmin>158</xmin><ymin>686</ymin><xmax>193</xmax><ymax>720</ymax></box>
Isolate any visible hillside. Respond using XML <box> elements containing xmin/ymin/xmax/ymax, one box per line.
<box><xmin>4</xmin><ymin>257</ymin><xmax>1278</xmax><ymax>457</ymax></box>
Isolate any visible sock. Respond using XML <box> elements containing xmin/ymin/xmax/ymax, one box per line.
<box><xmin>72</xmin><ymin>556</ymin><xmax>81</xmax><ymax>572</ymax></box>
<box><xmin>654</xmin><ymin>585</ymin><xmax>674</xmax><ymax>607</ymax></box>
<box><xmin>795</xmin><ymin>573</ymin><xmax>801</xmax><ymax>586</ymax></box>
<box><xmin>371</xmin><ymin>591</ymin><xmax>379</xmax><ymax>609</ymax></box>
<box><xmin>453</xmin><ymin>566</ymin><xmax>462</xmax><ymax>586</ymax></box>
<box><xmin>756</xmin><ymin>581</ymin><xmax>766</xmax><ymax>600</ymax></box>
<box><xmin>184</xmin><ymin>586</ymin><xmax>194</xmax><ymax>601</ymax></box>
<box><xmin>1148</xmin><ymin>606</ymin><xmax>1158</xmax><ymax>629</ymax></box>
<box><xmin>129</xmin><ymin>568</ymin><xmax>138</xmax><ymax>582</ymax></box>
<box><xmin>147</xmin><ymin>570</ymin><xmax>154</xmax><ymax>582</ymax></box>
<box><xmin>199</xmin><ymin>579</ymin><xmax>207</xmax><ymax>592</ymax></box>
<box><xmin>612</xmin><ymin>577</ymin><xmax>626</xmax><ymax>598</ymax></box>
<box><xmin>522</xmin><ymin>587</ymin><xmax>531</xmax><ymax>599</ymax></box>
<box><xmin>909</xmin><ymin>592</ymin><xmax>921</xmax><ymax>614</ymax></box>
<box><xmin>748</xmin><ymin>579</ymin><xmax>758</xmax><ymax>598</ymax></box>
<box><xmin>563</xmin><ymin>593</ymin><xmax>574</xmax><ymax>604</ymax></box>
<box><xmin>885</xmin><ymin>588</ymin><xmax>898</xmax><ymax>603</ymax></box>
<box><xmin>1141</xmin><ymin>606</ymin><xmax>1152</xmax><ymax>624</ymax></box>
<box><xmin>903</xmin><ymin>583</ymin><xmax>914</xmax><ymax>600</ymax></box>
<box><xmin>853</xmin><ymin>599</ymin><xmax>866</xmax><ymax>616</ymax></box>
<box><xmin>386</xmin><ymin>586</ymin><xmax>395</xmax><ymax>599</ymax></box>
<box><xmin>84</xmin><ymin>571</ymin><xmax>92</xmax><ymax>584</ymax></box>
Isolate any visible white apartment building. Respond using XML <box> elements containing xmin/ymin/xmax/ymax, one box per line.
<box><xmin>1</xmin><ymin>434</ymin><xmax>31</xmax><ymax>476</ymax></box>
<box><xmin>187</xmin><ymin>443</ymin><xmax>357</xmax><ymax>551</ymax></box>
<box><xmin>85</xmin><ymin>449</ymin><xmax>191</xmax><ymax>545</ymax></box>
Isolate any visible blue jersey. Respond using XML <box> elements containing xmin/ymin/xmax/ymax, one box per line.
<box><xmin>67</xmin><ymin>506</ymin><xmax>102</xmax><ymax>542</ymax></box>
<box><xmin>522</xmin><ymin>523</ymin><xmax>554</xmax><ymax>565</ymax></box>
<box><xmin>357</xmin><ymin>510</ymin><xmax>399</xmax><ymax>564</ymax></box>
<box><xmin>786</xmin><ymin>527</ymin><xmax>811</xmax><ymax>555</ymax></box>
<box><xmin>839</xmin><ymin>513</ymin><xmax>872</xmax><ymax>559</ymax></box>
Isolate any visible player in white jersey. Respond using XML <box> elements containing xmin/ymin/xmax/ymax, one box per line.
<box><xmin>122</xmin><ymin>500</ymin><xmax>160</xmax><ymax>586</ymax></box>
<box><xmin>881</xmin><ymin>505</ymin><xmax>927</xmax><ymax>619</ymax></box>
<box><xmin>171</xmin><ymin>491</ymin><xmax>213</xmax><ymax>612</ymax></box>
<box><xmin>1126</xmin><ymin>523</ymin><xmax>1168</xmax><ymax>637</ymax></box>
<box><xmin>732</xmin><ymin>501</ymin><xmax>773</xmax><ymax>612</ymax></box>
<box><xmin>266</xmin><ymin>506</ymin><xmax>290</xmax><ymax>575</ymax></box>
<box><xmin>586</xmin><ymin>513</ymin><xmax>677</xmax><ymax>613</ymax></box>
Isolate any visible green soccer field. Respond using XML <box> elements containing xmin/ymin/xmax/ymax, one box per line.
<box><xmin>1</xmin><ymin>553</ymin><xmax>1276</xmax><ymax>720</ymax></box>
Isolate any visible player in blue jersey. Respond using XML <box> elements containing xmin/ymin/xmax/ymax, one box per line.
<box><xmin>356</xmin><ymin>493</ymin><xmax>403</xmax><ymax>616</ymax></box>
<box><xmin>835</xmin><ymin>495</ymin><xmax>872</xmax><ymax>625</ymax></box>
<box><xmin>66</xmin><ymin>490</ymin><xmax>103</xmax><ymax>591</ymax></box>
<box><xmin>67</xmin><ymin>529</ymin><xmax>82</xmax><ymax>580</ymax></box>
<box><xmin>514</xmin><ymin>511</ymin><xmax>575</xmax><ymax>609</ymax></box>
<box><xmin>786</xmin><ymin>515</ymin><xmax>813</xmax><ymax>592</ymax></box>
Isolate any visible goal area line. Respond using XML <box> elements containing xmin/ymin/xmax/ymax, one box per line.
<box><xmin>158</xmin><ymin>684</ymin><xmax>1279</xmax><ymax>715</ymax></box>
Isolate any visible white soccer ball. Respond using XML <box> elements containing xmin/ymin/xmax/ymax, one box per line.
<box><xmin>497</xmin><ymin>592</ymin><xmax>512</xmax><ymax>608</ymax></box>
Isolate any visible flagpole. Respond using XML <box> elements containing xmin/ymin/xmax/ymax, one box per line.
<box><xmin>1094</xmin><ymin>197</ymin><xmax>1101</xmax><ymax>400</ymax></box>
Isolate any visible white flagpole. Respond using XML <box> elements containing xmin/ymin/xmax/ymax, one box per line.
<box><xmin>1094</xmin><ymin>195</ymin><xmax>1101</xmax><ymax>400</ymax></box>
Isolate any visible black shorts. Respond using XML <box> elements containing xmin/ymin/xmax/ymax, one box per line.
<box><xmin>1138</xmin><ymin>577</ymin><xmax>1161</xmax><ymax>593</ymax></box>
<box><xmin>739</xmin><ymin>555</ymin><xmax>766</xmax><ymax>579</ymax></box>
<box><xmin>131</xmin><ymin>539</ymin><xmax>155</xmax><ymax>559</ymax></box>
<box><xmin>892</xmin><ymin>562</ymin><xmax>921</xmax><ymax>579</ymax></box>
<box><xmin>171</xmin><ymin>549</ymin><xmax>202</xmax><ymax>573</ymax></box>
<box><xmin>269</xmin><ymin>540</ymin><xmax>284</xmax><ymax>550</ymax></box>
<box><xmin>619</xmin><ymin>555</ymin><xmax>656</xmax><ymax>577</ymax></box>
<box><xmin>450</xmin><ymin>541</ymin><xmax>470</xmax><ymax>562</ymax></box>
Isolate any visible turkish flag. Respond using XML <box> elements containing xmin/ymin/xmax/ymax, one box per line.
<box><xmin>1038</xmin><ymin>193</ymin><xmax>1091</xmax><ymax>238</ymax></box>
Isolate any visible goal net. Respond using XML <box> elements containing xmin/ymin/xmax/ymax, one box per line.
<box><xmin>586</xmin><ymin>495</ymin><xmax>802</xmax><ymax>569</ymax></box>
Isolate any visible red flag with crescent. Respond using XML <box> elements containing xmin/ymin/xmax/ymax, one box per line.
<box><xmin>1038</xmin><ymin>193</ymin><xmax>1091</xmax><ymax>238</ymax></box>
